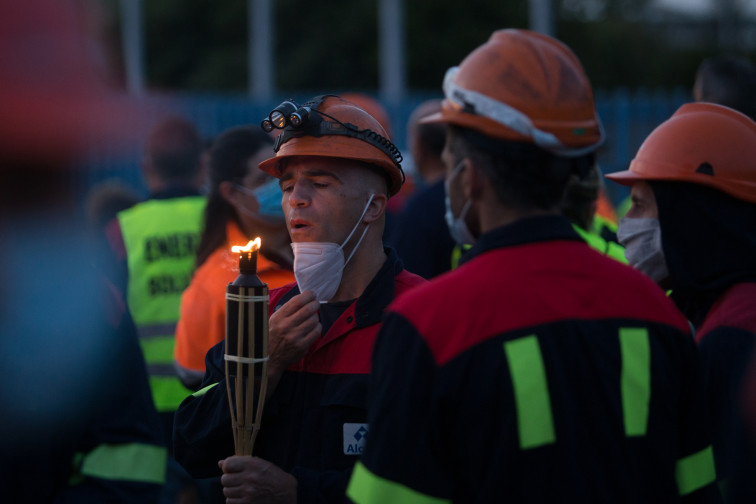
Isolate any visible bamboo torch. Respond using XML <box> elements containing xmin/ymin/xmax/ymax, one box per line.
<box><xmin>225</xmin><ymin>238</ymin><xmax>269</xmax><ymax>455</ymax></box>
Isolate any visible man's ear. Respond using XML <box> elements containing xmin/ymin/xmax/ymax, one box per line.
<box><xmin>362</xmin><ymin>193</ymin><xmax>388</xmax><ymax>224</ymax></box>
<box><xmin>461</xmin><ymin>159</ymin><xmax>484</xmax><ymax>200</ymax></box>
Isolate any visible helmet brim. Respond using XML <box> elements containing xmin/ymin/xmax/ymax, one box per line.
<box><xmin>604</xmin><ymin>169</ymin><xmax>645</xmax><ymax>186</ymax></box>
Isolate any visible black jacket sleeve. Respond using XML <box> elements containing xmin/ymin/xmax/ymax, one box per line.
<box><xmin>173</xmin><ymin>340</ymin><xmax>234</xmax><ymax>478</ymax></box>
<box><xmin>699</xmin><ymin>326</ymin><xmax>756</xmax><ymax>502</ymax></box>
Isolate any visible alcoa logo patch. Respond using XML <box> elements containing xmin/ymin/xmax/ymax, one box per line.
<box><xmin>343</xmin><ymin>423</ymin><xmax>369</xmax><ymax>455</ymax></box>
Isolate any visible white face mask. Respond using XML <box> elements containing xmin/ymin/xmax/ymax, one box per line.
<box><xmin>444</xmin><ymin>161</ymin><xmax>476</xmax><ymax>246</ymax></box>
<box><xmin>617</xmin><ymin>217</ymin><xmax>670</xmax><ymax>284</ymax></box>
<box><xmin>291</xmin><ymin>194</ymin><xmax>375</xmax><ymax>303</ymax></box>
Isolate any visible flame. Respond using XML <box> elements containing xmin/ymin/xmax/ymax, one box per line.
<box><xmin>231</xmin><ymin>237</ymin><xmax>261</xmax><ymax>254</ymax></box>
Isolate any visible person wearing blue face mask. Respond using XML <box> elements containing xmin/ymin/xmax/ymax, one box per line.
<box><xmin>174</xmin><ymin>126</ymin><xmax>295</xmax><ymax>392</ymax></box>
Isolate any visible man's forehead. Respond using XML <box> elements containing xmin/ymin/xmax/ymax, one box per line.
<box><xmin>281</xmin><ymin>156</ymin><xmax>359</xmax><ymax>178</ymax></box>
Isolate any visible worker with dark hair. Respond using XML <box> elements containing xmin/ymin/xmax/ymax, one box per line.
<box><xmin>174</xmin><ymin>125</ymin><xmax>294</xmax><ymax>391</ymax></box>
<box><xmin>349</xmin><ymin>30</ymin><xmax>718</xmax><ymax>503</ymax></box>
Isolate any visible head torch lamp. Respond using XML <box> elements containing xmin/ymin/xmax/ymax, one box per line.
<box><xmin>259</xmin><ymin>95</ymin><xmax>404</xmax><ymax>181</ymax></box>
<box><xmin>261</xmin><ymin>100</ymin><xmax>312</xmax><ymax>132</ymax></box>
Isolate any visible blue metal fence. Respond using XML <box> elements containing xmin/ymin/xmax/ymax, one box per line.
<box><xmin>77</xmin><ymin>88</ymin><xmax>690</xmax><ymax>209</ymax></box>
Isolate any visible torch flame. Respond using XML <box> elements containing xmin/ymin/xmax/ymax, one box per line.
<box><xmin>231</xmin><ymin>237</ymin><xmax>261</xmax><ymax>254</ymax></box>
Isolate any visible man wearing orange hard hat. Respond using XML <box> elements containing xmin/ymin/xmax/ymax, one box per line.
<box><xmin>173</xmin><ymin>95</ymin><xmax>425</xmax><ymax>503</ymax></box>
<box><xmin>349</xmin><ymin>29</ymin><xmax>719</xmax><ymax>503</ymax></box>
<box><xmin>607</xmin><ymin>102</ymin><xmax>756</xmax><ymax>502</ymax></box>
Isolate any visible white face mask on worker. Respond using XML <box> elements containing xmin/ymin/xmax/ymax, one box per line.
<box><xmin>291</xmin><ymin>194</ymin><xmax>375</xmax><ymax>303</ymax></box>
<box><xmin>444</xmin><ymin>161</ymin><xmax>476</xmax><ymax>246</ymax></box>
<box><xmin>617</xmin><ymin>217</ymin><xmax>670</xmax><ymax>284</ymax></box>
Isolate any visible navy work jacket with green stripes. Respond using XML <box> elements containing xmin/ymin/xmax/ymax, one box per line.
<box><xmin>173</xmin><ymin>247</ymin><xmax>425</xmax><ymax>504</ymax></box>
<box><xmin>348</xmin><ymin>215</ymin><xmax>721</xmax><ymax>504</ymax></box>
<box><xmin>0</xmin><ymin>218</ymin><xmax>166</xmax><ymax>502</ymax></box>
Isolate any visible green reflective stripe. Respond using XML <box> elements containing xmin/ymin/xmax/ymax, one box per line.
<box><xmin>73</xmin><ymin>443</ymin><xmax>167</xmax><ymax>484</ymax></box>
<box><xmin>676</xmin><ymin>446</ymin><xmax>716</xmax><ymax>495</ymax></box>
<box><xmin>347</xmin><ymin>462</ymin><xmax>450</xmax><ymax>504</ymax></box>
<box><xmin>619</xmin><ymin>327</ymin><xmax>650</xmax><ymax>436</ymax></box>
<box><xmin>150</xmin><ymin>375</ymin><xmax>192</xmax><ymax>412</ymax></box>
<box><xmin>192</xmin><ymin>382</ymin><xmax>219</xmax><ymax>397</ymax></box>
<box><xmin>606</xmin><ymin>242</ymin><xmax>628</xmax><ymax>264</ymax></box>
<box><xmin>572</xmin><ymin>224</ymin><xmax>627</xmax><ymax>264</ymax></box>
<box><xmin>503</xmin><ymin>335</ymin><xmax>555</xmax><ymax>449</ymax></box>
<box><xmin>139</xmin><ymin>335</ymin><xmax>175</xmax><ymax>364</ymax></box>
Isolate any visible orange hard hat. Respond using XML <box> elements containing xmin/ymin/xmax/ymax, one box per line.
<box><xmin>0</xmin><ymin>0</ymin><xmax>145</xmax><ymax>163</ymax></box>
<box><xmin>606</xmin><ymin>102</ymin><xmax>756</xmax><ymax>204</ymax></box>
<box><xmin>340</xmin><ymin>93</ymin><xmax>394</xmax><ymax>140</ymax></box>
<box><xmin>423</xmin><ymin>29</ymin><xmax>604</xmax><ymax>157</ymax></box>
<box><xmin>258</xmin><ymin>95</ymin><xmax>405</xmax><ymax>196</ymax></box>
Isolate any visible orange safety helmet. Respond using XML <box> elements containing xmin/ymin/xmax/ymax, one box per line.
<box><xmin>340</xmin><ymin>93</ymin><xmax>394</xmax><ymax>140</ymax></box>
<box><xmin>423</xmin><ymin>29</ymin><xmax>604</xmax><ymax>157</ymax></box>
<box><xmin>258</xmin><ymin>95</ymin><xmax>405</xmax><ymax>196</ymax></box>
<box><xmin>606</xmin><ymin>102</ymin><xmax>756</xmax><ymax>204</ymax></box>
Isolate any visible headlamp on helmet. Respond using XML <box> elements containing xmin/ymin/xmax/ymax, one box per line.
<box><xmin>260</xmin><ymin>96</ymin><xmax>403</xmax><ymax>169</ymax></box>
<box><xmin>261</xmin><ymin>100</ymin><xmax>313</xmax><ymax>132</ymax></box>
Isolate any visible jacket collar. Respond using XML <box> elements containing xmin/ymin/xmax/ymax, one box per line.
<box><xmin>460</xmin><ymin>215</ymin><xmax>581</xmax><ymax>266</ymax></box>
<box><xmin>353</xmin><ymin>247</ymin><xmax>404</xmax><ymax>327</ymax></box>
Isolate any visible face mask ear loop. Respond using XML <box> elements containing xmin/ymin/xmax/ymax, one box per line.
<box><xmin>457</xmin><ymin>198</ymin><xmax>472</xmax><ymax>222</ymax></box>
<box><xmin>341</xmin><ymin>194</ymin><xmax>376</xmax><ymax>267</ymax></box>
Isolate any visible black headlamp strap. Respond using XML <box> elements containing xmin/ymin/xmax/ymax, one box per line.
<box><xmin>272</xmin><ymin>97</ymin><xmax>404</xmax><ymax>175</ymax></box>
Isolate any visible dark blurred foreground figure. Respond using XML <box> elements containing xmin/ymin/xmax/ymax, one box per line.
<box><xmin>608</xmin><ymin>102</ymin><xmax>756</xmax><ymax>503</ymax></box>
<box><xmin>693</xmin><ymin>54</ymin><xmax>756</xmax><ymax>120</ymax></box>
<box><xmin>349</xmin><ymin>29</ymin><xmax>720</xmax><ymax>503</ymax></box>
<box><xmin>0</xmin><ymin>0</ymin><xmax>166</xmax><ymax>502</ymax></box>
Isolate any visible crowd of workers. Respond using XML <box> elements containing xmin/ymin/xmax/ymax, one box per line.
<box><xmin>2</xmin><ymin>1</ymin><xmax>756</xmax><ymax>503</ymax></box>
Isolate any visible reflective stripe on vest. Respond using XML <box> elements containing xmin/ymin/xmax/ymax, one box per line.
<box><xmin>619</xmin><ymin>327</ymin><xmax>650</xmax><ymax>436</ymax></box>
<box><xmin>503</xmin><ymin>328</ymin><xmax>657</xmax><ymax>449</ymax></box>
<box><xmin>572</xmin><ymin>224</ymin><xmax>627</xmax><ymax>264</ymax></box>
<box><xmin>118</xmin><ymin>196</ymin><xmax>205</xmax><ymax>412</ymax></box>
<box><xmin>504</xmin><ymin>335</ymin><xmax>556</xmax><ymax>449</ymax></box>
<box><xmin>347</xmin><ymin>461</ymin><xmax>451</xmax><ymax>504</ymax></box>
<box><xmin>69</xmin><ymin>443</ymin><xmax>167</xmax><ymax>485</ymax></box>
<box><xmin>676</xmin><ymin>445</ymin><xmax>716</xmax><ymax>495</ymax></box>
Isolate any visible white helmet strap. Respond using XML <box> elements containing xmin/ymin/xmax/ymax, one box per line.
<box><xmin>443</xmin><ymin>67</ymin><xmax>605</xmax><ymax>158</ymax></box>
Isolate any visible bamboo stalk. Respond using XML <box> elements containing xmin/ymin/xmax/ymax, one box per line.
<box><xmin>225</xmin><ymin>344</ymin><xmax>237</xmax><ymax>452</ymax></box>
<box><xmin>235</xmin><ymin>288</ymin><xmax>245</xmax><ymax>455</ymax></box>
<box><xmin>244</xmin><ymin>286</ymin><xmax>255</xmax><ymax>451</ymax></box>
